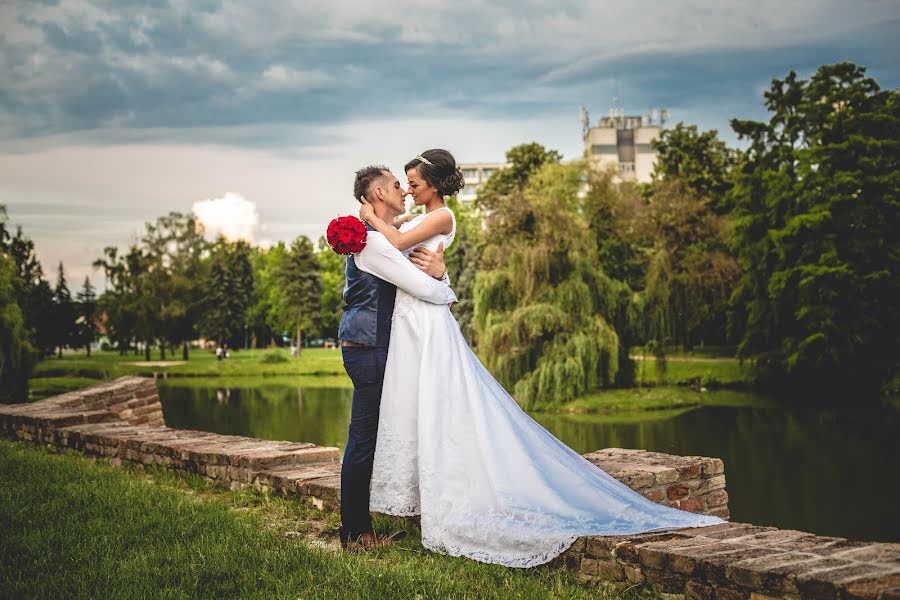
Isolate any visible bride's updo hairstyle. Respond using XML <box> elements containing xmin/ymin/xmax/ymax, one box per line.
<box><xmin>404</xmin><ymin>149</ymin><xmax>465</xmax><ymax>198</ymax></box>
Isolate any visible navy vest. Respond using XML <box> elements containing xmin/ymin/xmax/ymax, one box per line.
<box><xmin>338</xmin><ymin>253</ymin><xmax>397</xmax><ymax>348</ymax></box>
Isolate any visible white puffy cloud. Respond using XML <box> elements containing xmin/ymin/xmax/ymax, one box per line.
<box><xmin>192</xmin><ymin>192</ymin><xmax>260</xmax><ymax>243</ymax></box>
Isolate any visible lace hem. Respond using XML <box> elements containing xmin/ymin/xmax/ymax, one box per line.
<box><xmin>421</xmin><ymin>535</ymin><xmax>579</xmax><ymax>569</ymax></box>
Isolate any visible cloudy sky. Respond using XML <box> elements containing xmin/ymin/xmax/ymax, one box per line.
<box><xmin>0</xmin><ymin>0</ymin><xmax>897</xmax><ymax>290</ymax></box>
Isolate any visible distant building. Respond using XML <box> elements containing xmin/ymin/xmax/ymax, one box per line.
<box><xmin>582</xmin><ymin>107</ymin><xmax>667</xmax><ymax>183</ymax></box>
<box><xmin>457</xmin><ymin>162</ymin><xmax>506</xmax><ymax>204</ymax></box>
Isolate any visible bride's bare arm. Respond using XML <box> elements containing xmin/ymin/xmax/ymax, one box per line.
<box><xmin>359</xmin><ymin>198</ymin><xmax>452</xmax><ymax>251</ymax></box>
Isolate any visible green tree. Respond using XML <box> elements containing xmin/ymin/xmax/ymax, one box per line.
<box><xmin>0</xmin><ymin>254</ymin><xmax>35</xmax><ymax>402</ymax></box>
<box><xmin>141</xmin><ymin>213</ymin><xmax>208</xmax><ymax>360</ymax></box>
<box><xmin>94</xmin><ymin>246</ymin><xmax>139</xmax><ymax>355</ymax></box>
<box><xmin>272</xmin><ymin>236</ymin><xmax>320</xmax><ymax>355</ymax></box>
<box><xmin>246</xmin><ymin>245</ymin><xmax>283</xmax><ymax>348</ymax></box>
<box><xmin>638</xmin><ymin>179</ymin><xmax>741</xmax><ymax>352</ymax></box>
<box><xmin>315</xmin><ymin>237</ymin><xmax>344</xmax><ymax>340</ymax></box>
<box><xmin>74</xmin><ymin>277</ymin><xmax>98</xmax><ymax>357</ymax></box>
<box><xmin>443</xmin><ymin>196</ymin><xmax>483</xmax><ymax>343</ymax></box>
<box><xmin>476</xmin><ymin>142</ymin><xmax>562</xmax><ymax>214</ymax></box>
<box><xmin>201</xmin><ymin>239</ymin><xmax>254</xmax><ymax>349</ymax></box>
<box><xmin>473</xmin><ymin>159</ymin><xmax>629</xmax><ymax>407</ymax></box>
<box><xmin>1</xmin><ymin>206</ymin><xmax>53</xmax><ymax>357</ymax></box>
<box><xmin>52</xmin><ymin>262</ymin><xmax>76</xmax><ymax>359</ymax></box>
<box><xmin>652</xmin><ymin>122</ymin><xmax>738</xmax><ymax>211</ymax></box>
<box><xmin>729</xmin><ymin>62</ymin><xmax>900</xmax><ymax>394</ymax></box>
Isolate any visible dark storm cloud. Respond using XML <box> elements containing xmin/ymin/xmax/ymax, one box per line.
<box><xmin>0</xmin><ymin>1</ymin><xmax>896</xmax><ymax>149</ymax></box>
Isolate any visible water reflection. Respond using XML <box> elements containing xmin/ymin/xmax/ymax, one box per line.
<box><xmin>158</xmin><ymin>381</ymin><xmax>900</xmax><ymax>543</ymax></box>
<box><xmin>160</xmin><ymin>383</ymin><xmax>353</xmax><ymax>451</ymax></box>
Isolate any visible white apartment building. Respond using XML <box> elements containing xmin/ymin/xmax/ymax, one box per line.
<box><xmin>582</xmin><ymin>107</ymin><xmax>665</xmax><ymax>183</ymax></box>
<box><xmin>457</xmin><ymin>162</ymin><xmax>506</xmax><ymax>204</ymax></box>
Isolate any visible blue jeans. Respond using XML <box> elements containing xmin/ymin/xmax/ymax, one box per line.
<box><xmin>339</xmin><ymin>345</ymin><xmax>388</xmax><ymax>544</ymax></box>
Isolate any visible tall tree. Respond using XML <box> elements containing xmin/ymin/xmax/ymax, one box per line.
<box><xmin>638</xmin><ymin>179</ymin><xmax>741</xmax><ymax>352</ymax></box>
<box><xmin>74</xmin><ymin>276</ymin><xmax>98</xmax><ymax>357</ymax></box>
<box><xmin>729</xmin><ymin>62</ymin><xmax>899</xmax><ymax>394</ymax></box>
<box><xmin>201</xmin><ymin>238</ymin><xmax>254</xmax><ymax>349</ymax></box>
<box><xmin>0</xmin><ymin>254</ymin><xmax>35</xmax><ymax>402</ymax></box>
<box><xmin>652</xmin><ymin>122</ymin><xmax>738</xmax><ymax>211</ymax></box>
<box><xmin>273</xmin><ymin>236</ymin><xmax>320</xmax><ymax>355</ymax></box>
<box><xmin>52</xmin><ymin>262</ymin><xmax>76</xmax><ymax>359</ymax></box>
<box><xmin>141</xmin><ymin>212</ymin><xmax>207</xmax><ymax>360</ymax></box>
<box><xmin>473</xmin><ymin>159</ymin><xmax>630</xmax><ymax>407</ymax></box>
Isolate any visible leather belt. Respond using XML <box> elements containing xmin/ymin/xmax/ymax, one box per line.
<box><xmin>341</xmin><ymin>340</ymin><xmax>368</xmax><ymax>347</ymax></box>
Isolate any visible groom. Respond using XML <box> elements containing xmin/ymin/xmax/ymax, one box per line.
<box><xmin>338</xmin><ymin>165</ymin><xmax>456</xmax><ymax>549</ymax></box>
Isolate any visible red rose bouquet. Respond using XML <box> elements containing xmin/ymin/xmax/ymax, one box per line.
<box><xmin>326</xmin><ymin>215</ymin><xmax>367</xmax><ymax>255</ymax></box>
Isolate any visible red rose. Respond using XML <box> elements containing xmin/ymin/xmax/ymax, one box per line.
<box><xmin>326</xmin><ymin>216</ymin><xmax>367</xmax><ymax>255</ymax></box>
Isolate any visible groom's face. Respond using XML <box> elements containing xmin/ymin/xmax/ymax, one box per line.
<box><xmin>378</xmin><ymin>171</ymin><xmax>407</xmax><ymax>217</ymax></box>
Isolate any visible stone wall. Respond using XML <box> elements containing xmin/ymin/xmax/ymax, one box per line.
<box><xmin>2</xmin><ymin>377</ymin><xmax>898</xmax><ymax>599</ymax></box>
<box><xmin>563</xmin><ymin>525</ymin><xmax>900</xmax><ymax>600</ymax></box>
<box><xmin>585</xmin><ymin>448</ymin><xmax>729</xmax><ymax>519</ymax></box>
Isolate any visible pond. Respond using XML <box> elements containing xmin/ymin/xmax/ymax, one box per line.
<box><xmin>159</xmin><ymin>380</ymin><xmax>900</xmax><ymax>543</ymax></box>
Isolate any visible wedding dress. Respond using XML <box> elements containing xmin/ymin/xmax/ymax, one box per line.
<box><xmin>367</xmin><ymin>207</ymin><xmax>722</xmax><ymax>568</ymax></box>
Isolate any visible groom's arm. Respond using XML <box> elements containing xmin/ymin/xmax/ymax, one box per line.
<box><xmin>355</xmin><ymin>233</ymin><xmax>457</xmax><ymax>305</ymax></box>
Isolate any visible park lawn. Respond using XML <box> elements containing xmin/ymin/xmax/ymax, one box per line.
<box><xmin>546</xmin><ymin>387</ymin><xmax>771</xmax><ymax>416</ymax></box>
<box><xmin>632</xmin><ymin>357</ymin><xmax>754</xmax><ymax>388</ymax></box>
<box><xmin>0</xmin><ymin>438</ymin><xmax>650</xmax><ymax>600</ymax></box>
<box><xmin>31</xmin><ymin>348</ymin><xmax>347</xmax><ymax>379</ymax></box>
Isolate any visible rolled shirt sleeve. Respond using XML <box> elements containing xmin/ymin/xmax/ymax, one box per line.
<box><xmin>354</xmin><ymin>233</ymin><xmax>457</xmax><ymax>305</ymax></box>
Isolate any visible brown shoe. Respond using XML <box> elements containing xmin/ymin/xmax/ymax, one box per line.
<box><xmin>343</xmin><ymin>530</ymin><xmax>407</xmax><ymax>551</ymax></box>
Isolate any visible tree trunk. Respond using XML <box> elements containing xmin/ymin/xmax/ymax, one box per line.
<box><xmin>182</xmin><ymin>341</ymin><xmax>189</xmax><ymax>361</ymax></box>
<box><xmin>57</xmin><ymin>345</ymin><xmax>62</xmax><ymax>359</ymax></box>
<box><xmin>160</xmin><ymin>343</ymin><xmax>166</xmax><ymax>361</ymax></box>
<box><xmin>144</xmin><ymin>341</ymin><xmax>150</xmax><ymax>361</ymax></box>
<box><xmin>86</xmin><ymin>343</ymin><xmax>91</xmax><ymax>358</ymax></box>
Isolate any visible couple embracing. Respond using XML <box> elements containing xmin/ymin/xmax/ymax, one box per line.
<box><xmin>337</xmin><ymin>149</ymin><xmax>721</xmax><ymax>568</ymax></box>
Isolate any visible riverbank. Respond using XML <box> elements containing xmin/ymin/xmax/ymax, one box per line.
<box><xmin>29</xmin><ymin>349</ymin><xmax>754</xmax><ymax>413</ymax></box>
<box><xmin>0</xmin><ymin>437</ymin><xmax>643</xmax><ymax>600</ymax></box>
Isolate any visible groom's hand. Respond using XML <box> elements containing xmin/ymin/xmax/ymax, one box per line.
<box><xmin>409</xmin><ymin>242</ymin><xmax>447</xmax><ymax>280</ymax></box>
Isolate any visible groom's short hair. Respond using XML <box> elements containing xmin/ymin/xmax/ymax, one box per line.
<box><xmin>354</xmin><ymin>165</ymin><xmax>390</xmax><ymax>203</ymax></box>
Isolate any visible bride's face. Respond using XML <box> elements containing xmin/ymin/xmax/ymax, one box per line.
<box><xmin>406</xmin><ymin>167</ymin><xmax>440</xmax><ymax>206</ymax></box>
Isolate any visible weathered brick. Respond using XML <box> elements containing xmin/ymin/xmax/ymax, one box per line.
<box><xmin>678</xmin><ymin>497</ymin><xmax>707</xmax><ymax>513</ymax></box>
<box><xmin>702</xmin><ymin>459</ymin><xmax>725</xmax><ymax>476</ymax></box>
<box><xmin>686</xmin><ymin>580</ymin><xmax>715</xmax><ymax>600</ymax></box>
<box><xmin>714</xmin><ymin>587</ymin><xmax>749</xmax><ymax>600</ymax></box>
<box><xmin>643</xmin><ymin>488</ymin><xmax>665</xmax><ymax>502</ymax></box>
<box><xmin>678</xmin><ymin>464</ymin><xmax>701</xmax><ymax>480</ymax></box>
<box><xmin>667</xmin><ymin>483</ymin><xmax>690</xmax><ymax>500</ymax></box>
<box><xmin>644</xmin><ymin>568</ymin><xmax>686</xmax><ymax>593</ymax></box>
<box><xmin>694</xmin><ymin>475</ymin><xmax>727</xmax><ymax>495</ymax></box>
<box><xmin>706</xmin><ymin>489</ymin><xmax>729</xmax><ymax>508</ymax></box>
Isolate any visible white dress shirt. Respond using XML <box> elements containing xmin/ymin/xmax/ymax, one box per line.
<box><xmin>354</xmin><ymin>232</ymin><xmax>457</xmax><ymax>305</ymax></box>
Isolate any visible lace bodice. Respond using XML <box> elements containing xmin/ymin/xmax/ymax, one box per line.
<box><xmin>398</xmin><ymin>206</ymin><xmax>456</xmax><ymax>257</ymax></box>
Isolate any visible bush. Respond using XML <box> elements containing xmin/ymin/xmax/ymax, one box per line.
<box><xmin>261</xmin><ymin>351</ymin><xmax>289</xmax><ymax>364</ymax></box>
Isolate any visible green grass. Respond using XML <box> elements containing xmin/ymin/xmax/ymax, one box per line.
<box><xmin>632</xmin><ymin>356</ymin><xmax>753</xmax><ymax>388</ymax></box>
<box><xmin>0</xmin><ymin>438</ymin><xmax>654</xmax><ymax>599</ymax></box>
<box><xmin>32</xmin><ymin>348</ymin><xmax>348</xmax><ymax>380</ymax></box>
<box><xmin>544</xmin><ymin>387</ymin><xmax>772</xmax><ymax>416</ymax></box>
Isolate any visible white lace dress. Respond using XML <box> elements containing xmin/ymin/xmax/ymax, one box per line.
<box><xmin>368</xmin><ymin>207</ymin><xmax>722</xmax><ymax>568</ymax></box>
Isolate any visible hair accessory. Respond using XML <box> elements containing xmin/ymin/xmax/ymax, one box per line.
<box><xmin>414</xmin><ymin>154</ymin><xmax>433</xmax><ymax>165</ymax></box>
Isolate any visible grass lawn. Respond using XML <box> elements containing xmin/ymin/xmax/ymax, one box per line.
<box><xmin>631</xmin><ymin>356</ymin><xmax>754</xmax><ymax>388</ymax></box>
<box><xmin>546</xmin><ymin>387</ymin><xmax>772</xmax><ymax>416</ymax></box>
<box><xmin>0</xmin><ymin>438</ymin><xmax>653</xmax><ymax>600</ymax></box>
<box><xmin>32</xmin><ymin>348</ymin><xmax>347</xmax><ymax>380</ymax></box>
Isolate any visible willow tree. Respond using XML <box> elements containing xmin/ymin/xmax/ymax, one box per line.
<box><xmin>473</xmin><ymin>159</ymin><xmax>629</xmax><ymax>408</ymax></box>
<box><xmin>638</xmin><ymin>178</ymin><xmax>741</xmax><ymax>353</ymax></box>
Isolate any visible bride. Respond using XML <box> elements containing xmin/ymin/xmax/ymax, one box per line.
<box><xmin>357</xmin><ymin>148</ymin><xmax>723</xmax><ymax>568</ymax></box>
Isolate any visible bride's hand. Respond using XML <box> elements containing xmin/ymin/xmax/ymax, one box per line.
<box><xmin>358</xmin><ymin>197</ymin><xmax>376</xmax><ymax>224</ymax></box>
<box><xmin>393</xmin><ymin>213</ymin><xmax>415</xmax><ymax>227</ymax></box>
